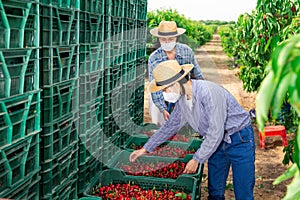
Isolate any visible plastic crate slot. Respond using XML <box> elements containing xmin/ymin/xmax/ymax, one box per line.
<box><xmin>0</xmin><ymin>135</ymin><xmax>37</xmax><ymax>190</ymax></box>
<box><xmin>0</xmin><ymin>1</ymin><xmax>38</xmax><ymax>48</ymax></box>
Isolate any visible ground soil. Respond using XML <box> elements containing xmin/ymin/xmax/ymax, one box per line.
<box><xmin>143</xmin><ymin>30</ymin><xmax>293</xmax><ymax>200</ymax></box>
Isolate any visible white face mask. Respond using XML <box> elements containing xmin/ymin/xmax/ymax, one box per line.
<box><xmin>161</xmin><ymin>42</ymin><xmax>176</xmax><ymax>51</ymax></box>
<box><xmin>163</xmin><ymin>83</ymin><xmax>181</xmax><ymax>103</ymax></box>
<box><xmin>163</xmin><ymin>92</ymin><xmax>181</xmax><ymax>103</ymax></box>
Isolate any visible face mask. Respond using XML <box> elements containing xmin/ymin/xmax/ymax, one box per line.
<box><xmin>161</xmin><ymin>42</ymin><xmax>176</xmax><ymax>51</ymax></box>
<box><xmin>163</xmin><ymin>92</ymin><xmax>181</xmax><ymax>103</ymax></box>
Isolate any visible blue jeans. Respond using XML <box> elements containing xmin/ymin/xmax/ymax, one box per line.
<box><xmin>207</xmin><ymin>125</ymin><xmax>255</xmax><ymax>200</ymax></box>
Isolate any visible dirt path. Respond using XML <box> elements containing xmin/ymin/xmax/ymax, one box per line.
<box><xmin>143</xmin><ymin>31</ymin><xmax>292</xmax><ymax>200</ymax></box>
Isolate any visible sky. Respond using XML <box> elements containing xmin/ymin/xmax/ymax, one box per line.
<box><xmin>147</xmin><ymin>0</ymin><xmax>258</xmax><ymax>21</ymax></box>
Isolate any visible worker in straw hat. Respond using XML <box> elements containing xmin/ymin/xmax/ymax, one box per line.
<box><xmin>148</xmin><ymin>20</ymin><xmax>205</xmax><ymax>126</ymax></box>
<box><xmin>130</xmin><ymin>60</ymin><xmax>255</xmax><ymax>200</ymax></box>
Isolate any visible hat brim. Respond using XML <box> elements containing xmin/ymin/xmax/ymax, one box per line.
<box><xmin>148</xmin><ymin>64</ymin><xmax>193</xmax><ymax>93</ymax></box>
<box><xmin>150</xmin><ymin>27</ymin><xmax>186</xmax><ymax>38</ymax></box>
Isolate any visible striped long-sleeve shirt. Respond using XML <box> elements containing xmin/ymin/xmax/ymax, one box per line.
<box><xmin>143</xmin><ymin>80</ymin><xmax>251</xmax><ymax>164</ymax></box>
<box><xmin>148</xmin><ymin>43</ymin><xmax>204</xmax><ymax>112</ymax></box>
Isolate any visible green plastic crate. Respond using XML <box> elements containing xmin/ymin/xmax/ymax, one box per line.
<box><xmin>0</xmin><ymin>133</ymin><xmax>40</xmax><ymax>195</ymax></box>
<box><xmin>41</xmin><ymin>113</ymin><xmax>79</xmax><ymax>162</ymax></box>
<box><xmin>136</xmin><ymin>20</ymin><xmax>147</xmax><ymax>40</ymax></box>
<box><xmin>0</xmin><ymin>172</ymin><xmax>40</xmax><ymax>200</ymax></box>
<box><xmin>123</xmin><ymin>18</ymin><xmax>137</xmax><ymax>40</ymax></box>
<box><xmin>79</xmin><ymin>43</ymin><xmax>104</xmax><ymax>74</ymax></box>
<box><xmin>84</xmin><ymin>169</ymin><xmax>200</xmax><ymax>200</ymax></box>
<box><xmin>78</xmin><ymin>151</ymin><xmax>103</xmax><ymax>194</ymax></box>
<box><xmin>40</xmin><ymin>143</ymin><xmax>78</xmax><ymax>197</ymax></box>
<box><xmin>136</xmin><ymin>40</ymin><xmax>146</xmax><ymax>59</ymax></box>
<box><xmin>79</xmin><ymin>100</ymin><xmax>103</xmax><ymax>135</ymax></box>
<box><xmin>79</xmin><ymin>70</ymin><xmax>104</xmax><ymax>102</ymax></box>
<box><xmin>105</xmin><ymin>0</ymin><xmax>124</xmax><ymax>17</ymax></box>
<box><xmin>0</xmin><ymin>48</ymin><xmax>39</xmax><ymax>99</ymax></box>
<box><xmin>0</xmin><ymin>92</ymin><xmax>41</xmax><ymax>147</ymax></box>
<box><xmin>123</xmin><ymin>0</ymin><xmax>137</xmax><ymax>19</ymax></box>
<box><xmin>79</xmin><ymin>12</ymin><xmax>104</xmax><ymax>44</ymax></box>
<box><xmin>108</xmin><ymin>150</ymin><xmax>203</xmax><ymax>179</ymax></box>
<box><xmin>79</xmin><ymin>0</ymin><xmax>105</xmax><ymax>14</ymax></box>
<box><xmin>40</xmin><ymin>0</ymin><xmax>79</xmax><ymax>10</ymax></box>
<box><xmin>101</xmin><ymin>140</ymin><xmax>122</xmax><ymax>167</ymax></box>
<box><xmin>136</xmin><ymin>0</ymin><xmax>147</xmax><ymax>20</ymax></box>
<box><xmin>123</xmin><ymin>134</ymin><xmax>203</xmax><ymax>157</ymax></box>
<box><xmin>40</xmin><ymin>45</ymin><xmax>79</xmax><ymax>86</ymax></box>
<box><xmin>40</xmin><ymin>5</ymin><xmax>79</xmax><ymax>46</ymax></box>
<box><xmin>121</xmin><ymin>60</ymin><xmax>136</xmax><ymax>83</ymax></box>
<box><xmin>0</xmin><ymin>0</ymin><xmax>39</xmax><ymax>48</ymax></box>
<box><xmin>42</xmin><ymin>79</ymin><xmax>79</xmax><ymax>123</ymax></box>
<box><xmin>78</xmin><ymin>125</ymin><xmax>104</xmax><ymax>165</ymax></box>
<box><xmin>105</xmin><ymin>41</ymin><xmax>125</xmax><ymax>66</ymax></box>
<box><xmin>79</xmin><ymin>197</ymin><xmax>101</xmax><ymax>200</ymax></box>
<box><xmin>41</xmin><ymin>173</ymin><xmax>78</xmax><ymax>200</ymax></box>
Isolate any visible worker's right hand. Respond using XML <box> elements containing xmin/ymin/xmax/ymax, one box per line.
<box><xmin>162</xmin><ymin>110</ymin><xmax>170</xmax><ymax>121</ymax></box>
<box><xmin>129</xmin><ymin>148</ymin><xmax>147</xmax><ymax>162</ymax></box>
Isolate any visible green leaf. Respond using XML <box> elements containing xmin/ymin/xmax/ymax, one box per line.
<box><xmin>175</xmin><ymin>193</ymin><xmax>187</xmax><ymax>199</ymax></box>
<box><xmin>270</xmin><ymin>34</ymin><xmax>280</xmax><ymax>51</ymax></box>
<box><xmin>271</xmin><ymin>73</ymin><xmax>292</xmax><ymax>117</ymax></box>
<box><xmin>273</xmin><ymin>163</ymin><xmax>298</xmax><ymax>185</ymax></box>
<box><xmin>277</xmin><ymin>42</ymin><xmax>297</xmax><ymax>71</ymax></box>
<box><xmin>256</xmin><ymin>70</ymin><xmax>276</xmax><ymax>130</ymax></box>
<box><xmin>264</xmin><ymin>36</ymin><xmax>273</xmax><ymax>52</ymax></box>
<box><xmin>293</xmin><ymin>127</ymin><xmax>300</xmax><ymax>169</ymax></box>
<box><xmin>282</xmin><ymin>165</ymin><xmax>300</xmax><ymax>200</ymax></box>
<box><xmin>290</xmin><ymin>56</ymin><xmax>300</xmax><ymax>73</ymax></box>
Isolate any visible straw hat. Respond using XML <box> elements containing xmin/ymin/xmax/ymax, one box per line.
<box><xmin>150</xmin><ymin>21</ymin><xmax>186</xmax><ymax>38</ymax></box>
<box><xmin>149</xmin><ymin>60</ymin><xmax>193</xmax><ymax>92</ymax></box>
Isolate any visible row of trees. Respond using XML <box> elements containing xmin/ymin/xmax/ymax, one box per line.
<box><xmin>219</xmin><ymin>1</ymin><xmax>299</xmax><ymax>199</ymax></box>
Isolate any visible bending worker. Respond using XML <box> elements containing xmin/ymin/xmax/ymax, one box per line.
<box><xmin>130</xmin><ymin>60</ymin><xmax>255</xmax><ymax>200</ymax></box>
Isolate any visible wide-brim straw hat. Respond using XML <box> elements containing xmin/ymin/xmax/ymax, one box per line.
<box><xmin>150</xmin><ymin>21</ymin><xmax>186</xmax><ymax>38</ymax></box>
<box><xmin>149</xmin><ymin>60</ymin><xmax>193</xmax><ymax>92</ymax></box>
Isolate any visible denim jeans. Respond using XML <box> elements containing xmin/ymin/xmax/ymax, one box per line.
<box><xmin>207</xmin><ymin>125</ymin><xmax>255</xmax><ymax>200</ymax></box>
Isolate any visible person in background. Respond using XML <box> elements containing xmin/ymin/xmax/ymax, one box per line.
<box><xmin>130</xmin><ymin>60</ymin><xmax>255</xmax><ymax>200</ymax></box>
<box><xmin>148</xmin><ymin>20</ymin><xmax>204</xmax><ymax>126</ymax></box>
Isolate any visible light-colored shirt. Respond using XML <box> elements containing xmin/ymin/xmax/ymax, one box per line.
<box><xmin>143</xmin><ymin>80</ymin><xmax>251</xmax><ymax>164</ymax></box>
<box><xmin>148</xmin><ymin>43</ymin><xmax>204</xmax><ymax>112</ymax></box>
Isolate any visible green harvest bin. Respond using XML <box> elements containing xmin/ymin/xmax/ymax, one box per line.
<box><xmin>0</xmin><ymin>48</ymin><xmax>39</xmax><ymax>99</ymax></box>
<box><xmin>40</xmin><ymin>143</ymin><xmax>78</xmax><ymax>197</ymax></box>
<box><xmin>42</xmin><ymin>79</ymin><xmax>79</xmax><ymax>123</ymax></box>
<box><xmin>0</xmin><ymin>0</ymin><xmax>39</xmax><ymax>48</ymax></box>
<box><xmin>122</xmin><ymin>134</ymin><xmax>203</xmax><ymax>158</ymax></box>
<box><xmin>84</xmin><ymin>169</ymin><xmax>200</xmax><ymax>200</ymax></box>
<box><xmin>107</xmin><ymin>150</ymin><xmax>203</xmax><ymax>180</ymax></box>
<box><xmin>0</xmin><ymin>92</ymin><xmax>41</xmax><ymax>147</ymax></box>
<box><xmin>0</xmin><ymin>133</ymin><xmax>40</xmax><ymax>195</ymax></box>
<box><xmin>79</xmin><ymin>0</ymin><xmax>105</xmax><ymax>14</ymax></box>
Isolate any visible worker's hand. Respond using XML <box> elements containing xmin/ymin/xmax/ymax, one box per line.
<box><xmin>129</xmin><ymin>148</ymin><xmax>147</xmax><ymax>162</ymax></box>
<box><xmin>183</xmin><ymin>159</ymin><xmax>199</xmax><ymax>174</ymax></box>
<box><xmin>162</xmin><ymin>110</ymin><xmax>170</xmax><ymax>121</ymax></box>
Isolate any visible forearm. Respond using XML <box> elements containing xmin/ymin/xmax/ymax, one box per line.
<box><xmin>144</xmin><ymin>104</ymin><xmax>182</xmax><ymax>152</ymax></box>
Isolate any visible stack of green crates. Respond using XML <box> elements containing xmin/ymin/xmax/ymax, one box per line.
<box><xmin>101</xmin><ymin>0</ymin><xmax>147</xmax><ymax>154</ymax></box>
<box><xmin>0</xmin><ymin>0</ymin><xmax>41</xmax><ymax>199</ymax></box>
<box><xmin>77</xmin><ymin>0</ymin><xmax>106</xmax><ymax>194</ymax></box>
<box><xmin>39</xmin><ymin>0</ymin><xmax>79</xmax><ymax>199</ymax></box>
<box><xmin>1</xmin><ymin>0</ymin><xmax>148</xmax><ymax>198</ymax></box>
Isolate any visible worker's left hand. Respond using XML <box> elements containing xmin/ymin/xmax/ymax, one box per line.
<box><xmin>183</xmin><ymin>159</ymin><xmax>199</xmax><ymax>174</ymax></box>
